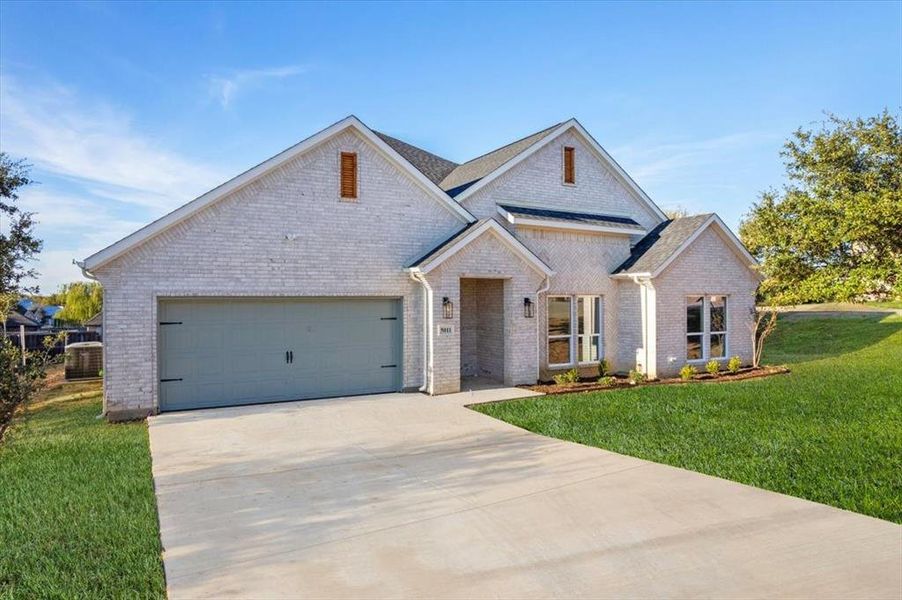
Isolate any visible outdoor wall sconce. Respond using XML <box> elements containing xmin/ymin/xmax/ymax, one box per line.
<box><xmin>442</xmin><ymin>297</ymin><xmax>453</xmax><ymax>319</ymax></box>
<box><xmin>524</xmin><ymin>297</ymin><xmax>534</xmax><ymax>318</ymax></box>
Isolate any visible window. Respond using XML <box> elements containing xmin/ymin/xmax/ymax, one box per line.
<box><xmin>340</xmin><ymin>152</ymin><xmax>357</xmax><ymax>199</ymax></box>
<box><xmin>563</xmin><ymin>146</ymin><xmax>575</xmax><ymax>184</ymax></box>
<box><xmin>547</xmin><ymin>296</ymin><xmax>572</xmax><ymax>366</ymax></box>
<box><xmin>686</xmin><ymin>296</ymin><xmax>704</xmax><ymax>360</ymax></box>
<box><xmin>686</xmin><ymin>295</ymin><xmax>727</xmax><ymax>360</ymax></box>
<box><xmin>548</xmin><ymin>295</ymin><xmax>603</xmax><ymax>366</ymax></box>
<box><xmin>577</xmin><ymin>296</ymin><xmax>601</xmax><ymax>363</ymax></box>
<box><xmin>709</xmin><ymin>295</ymin><xmax>727</xmax><ymax>358</ymax></box>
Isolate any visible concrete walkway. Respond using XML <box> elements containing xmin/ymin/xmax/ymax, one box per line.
<box><xmin>149</xmin><ymin>388</ymin><xmax>901</xmax><ymax>599</ymax></box>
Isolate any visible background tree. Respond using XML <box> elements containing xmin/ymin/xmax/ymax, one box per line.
<box><xmin>740</xmin><ymin>111</ymin><xmax>902</xmax><ymax>304</ymax></box>
<box><xmin>55</xmin><ymin>282</ymin><xmax>103</xmax><ymax>324</ymax></box>
<box><xmin>0</xmin><ymin>152</ymin><xmax>42</xmax><ymax>297</ymax></box>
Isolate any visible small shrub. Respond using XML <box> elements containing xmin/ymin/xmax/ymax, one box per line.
<box><xmin>598</xmin><ymin>358</ymin><xmax>610</xmax><ymax>378</ymax></box>
<box><xmin>597</xmin><ymin>375</ymin><xmax>616</xmax><ymax>387</ymax></box>
<box><xmin>727</xmin><ymin>356</ymin><xmax>741</xmax><ymax>374</ymax></box>
<box><xmin>706</xmin><ymin>360</ymin><xmax>720</xmax><ymax>375</ymax></box>
<box><xmin>679</xmin><ymin>364</ymin><xmax>697</xmax><ymax>381</ymax></box>
<box><xmin>628</xmin><ymin>369</ymin><xmax>646</xmax><ymax>385</ymax></box>
<box><xmin>553</xmin><ymin>368</ymin><xmax>580</xmax><ymax>386</ymax></box>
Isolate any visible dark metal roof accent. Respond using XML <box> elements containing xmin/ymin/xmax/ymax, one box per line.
<box><xmin>499</xmin><ymin>204</ymin><xmax>642</xmax><ymax>228</ymax></box>
<box><xmin>406</xmin><ymin>222</ymin><xmax>479</xmax><ymax>268</ymax></box>
<box><xmin>374</xmin><ymin>131</ymin><xmax>459</xmax><ymax>185</ymax></box>
<box><xmin>613</xmin><ymin>214</ymin><xmax>713</xmax><ymax>275</ymax></box>
<box><xmin>439</xmin><ymin>123</ymin><xmax>563</xmax><ymax>195</ymax></box>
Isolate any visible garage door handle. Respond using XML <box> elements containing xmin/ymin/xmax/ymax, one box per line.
<box><xmin>160</xmin><ymin>378</ymin><xmax>183</xmax><ymax>382</ymax></box>
<box><xmin>289</xmin><ymin>351</ymin><xmax>294</xmax><ymax>364</ymax></box>
<box><xmin>381</xmin><ymin>364</ymin><xmax>397</xmax><ymax>368</ymax></box>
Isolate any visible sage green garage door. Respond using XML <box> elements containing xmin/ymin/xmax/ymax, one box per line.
<box><xmin>158</xmin><ymin>298</ymin><xmax>402</xmax><ymax>411</ymax></box>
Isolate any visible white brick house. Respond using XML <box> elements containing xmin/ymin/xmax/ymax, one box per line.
<box><xmin>79</xmin><ymin>116</ymin><xmax>760</xmax><ymax>420</ymax></box>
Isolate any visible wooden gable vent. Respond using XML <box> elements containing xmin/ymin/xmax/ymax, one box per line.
<box><xmin>340</xmin><ymin>152</ymin><xmax>358</xmax><ymax>199</ymax></box>
<box><xmin>563</xmin><ymin>146</ymin><xmax>575</xmax><ymax>184</ymax></box>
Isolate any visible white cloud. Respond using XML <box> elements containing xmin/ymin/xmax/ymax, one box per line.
<box><xmin>611</xmin><ymin>131</ymin><xmax>779</xmax><ymax>184</ymax></box>
<box><xmin>0</xmin><ymin>75</ymin><xmax>225</xmax><ymax>211</ymax></box>
<box><xmin>207</xmin><ymin>65</ymin><xmax>306</xmax><ymax>109</ymax></box>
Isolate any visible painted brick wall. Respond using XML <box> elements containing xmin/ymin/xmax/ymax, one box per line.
<box><xmin>425</xmin><ymin>230</ymin><xmax>544</xmax><ymax>393</ymax></box>
<box><xmin>653</xmin><ymin>227</ymin><xmax>760</xmax><ymax>378</ymax></box>
<box><xmin>460</xmin><ymin>129</ymin><xmax>662</xmax><ymax>230</ymax></box>
<box><xmin>92</xmin><ymin>129</ymin><xmax>466</xmax><ymax>416</ymax></box>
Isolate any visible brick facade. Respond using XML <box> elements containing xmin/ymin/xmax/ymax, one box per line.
<box><xmin>90</xmin><ymin>120</ymin><xmax>758</xmax><ymax>417</ymax></box>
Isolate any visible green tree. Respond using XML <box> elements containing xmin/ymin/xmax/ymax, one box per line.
<box><xmin>54</xmin><ymin>282</ymin><xmax>103</xmax><ymax>324</ymax></box>
<box><xmin>740</xmin><ymin>111</ymin><xmax>902</xmax><ymax>304</ymax></box>
<box><xmin>0</xmin><ymin>153</ymin><xmax>41</xmax><ymax>297</ymax></box>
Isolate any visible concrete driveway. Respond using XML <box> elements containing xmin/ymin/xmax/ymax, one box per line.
<box><xmin>149</xmin><ymin>388</ymin><xmax>902</xmax><ymax>599</ymax></box>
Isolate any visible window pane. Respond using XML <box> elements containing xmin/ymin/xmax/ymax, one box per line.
<box><xmin>710</xmin><ymin>333</ymin><xmax>726</xmax><ymax>358</ymax></box>
<box><xmin>548</xmin><ymin>297</ymin><xmax>571</xmax><ymax>336</ymax></box>
<box><xmin>577</xmin><ymin>335</ymin><xmax>599</xmax><ymax>363</ymax></box>
<box><xmin>594</xmin><ymin>297</ymin><xmax>601</xmax><ymax>335</ymax></box>
<box><xmin>549</xmin><ymin>338</ymin><xmax>571</xmax><ymax>365</ymax></box>
<box><xmin>577</xmin><ymin>296</ymin><xmax>601</xmax><ymax>335</ymax></box>
<box><xmin>710</xmin><ymin>296</ymin><xmax>726</xmax><ymax>332</ymax></box>
<box><xmin>686</xmin><ymin>298</ymin><xmax>703</xmax><ymax>333</ymax></box>
<box><xmin>577</xmin><ymin>297</ymin><xmax>586</xmax><ymax>334</ymax></box>
<box><xmin>687</xmin><ymin>334</ymin><xmax>703</xmax><ymax>360</ymax></box>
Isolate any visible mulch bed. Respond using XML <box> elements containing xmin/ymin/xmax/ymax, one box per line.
<box><xmin>524</xmin><ymin>365</ymin><xmax>791</xmax><ymax>396</ymax></box>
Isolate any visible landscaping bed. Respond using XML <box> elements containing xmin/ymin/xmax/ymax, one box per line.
<box><xmin>526</xmin><ymin>365</ymin><xmax>790</xmax><ymax>396</ymax></box>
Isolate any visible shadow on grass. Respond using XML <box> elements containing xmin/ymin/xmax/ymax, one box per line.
<box><xmin>765</xmin><ymin>314</ymin><xmax>902</xmax><ymax>365</ymax></box>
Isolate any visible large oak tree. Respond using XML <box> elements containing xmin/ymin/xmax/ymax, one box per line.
<box><xmin>740</xmin><ymin>111</ymin><xmax>902</xmax><ymax>304</ymax></box>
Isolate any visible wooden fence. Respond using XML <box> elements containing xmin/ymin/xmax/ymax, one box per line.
<box><xmin>3</xmin><ymin>330</ymin><xmax>101</xmax><ymax>356</ymax></box>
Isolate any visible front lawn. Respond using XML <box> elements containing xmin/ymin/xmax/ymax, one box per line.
<box><xmin>0</xmin><ymin>378</ymin><xmax>166</xmax><ymax>598</ymax></box>
<box><xmin>474</xmin><ymin>315</ymin><xmax>902</xmax><ymax>523</ymax></box>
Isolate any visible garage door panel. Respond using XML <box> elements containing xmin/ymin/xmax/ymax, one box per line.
<box><xmin>159</xmin><ymin>298</ymin><xmax>402</xmax><ymax>411</ymax></box>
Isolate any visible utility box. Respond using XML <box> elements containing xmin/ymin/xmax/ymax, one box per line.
<box><xmin>65</xmin><ymin>341</ymin><xmax>103</xmax><ymax>380</ymax></box>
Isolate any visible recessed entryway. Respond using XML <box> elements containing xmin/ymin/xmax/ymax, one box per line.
<box><xmin>157</xmin><ymin>297</ymin><xmax>402</xmax><ymax>411</ymax></box>
<box><xmin>459</xmin><ymin>278</ymin><xmax>505</xmax><ymax>384</ymax></box>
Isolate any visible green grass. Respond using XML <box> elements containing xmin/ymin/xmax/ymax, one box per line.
<box><xmin>474</xmin><ymin>315</ymin><xmax>902</xmax><ymax>523</ymax></box>
<box><xmin>0</xmin><ymin>383</ymin><xmax>166</xmax><ymax>599</ymax></box>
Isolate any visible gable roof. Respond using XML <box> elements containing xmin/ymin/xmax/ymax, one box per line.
<box><xmin>448</xmin><ymin>119</ymin><xmax>668</xmax><ymax>223</ymax></box>
<box><xmin>6</xmin><ymin>311</ymin><xmax>41</xmax><ymax>329</ymax></box>
<box><xmin>80</xmin><ymin>116</ymin><xmax>476</xmax><ymax>271</ymax></box>
<box><xmin>438</xmin><ymin>123</ymin><xmax>562</xmax><ymax>196</ymax></box>
<box><xmin>497</xmin><ymin>204</ymin><xmax>645</xmax><ymax>234</ymax></box>
<box><xmin>374</xmin><ymin>131</ymin><xmax>459</xmax><ymax>184</ymax></box>
<box><xmin>406</xmin><ymin>219</ymin><xmax>554</xmax><ymax>276</ymax></box>
<box><xmin>613</xmin><ymin>213</ymin><xmax>758</xmax><ymax>278</ymax></box>
<box><xmin>84</xmin><ymin>312</ymin><xmax>103</xmax><ymax>327</ymax></box>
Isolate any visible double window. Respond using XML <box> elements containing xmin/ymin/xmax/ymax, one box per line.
<box><xmin>686</xmin><ymin>295</ymin><xmax>727</xmax><ymax>361</ymax></box>
<box><xmin>548</xmin><ymin>295</ymin><xmax>602</xmax><ymax>367</ymax></box>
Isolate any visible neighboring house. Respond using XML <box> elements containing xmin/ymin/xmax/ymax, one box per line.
<box><xmin>84</xmin><ymin>311</ymin><xmax>103</xmax><ymax>336</ymax></box>
<box><xmin>79</xmin><ymin>116</ymin><xmax>760</xmax><ymax>420</ymax></box>
<box><xmin>4</xmin><ymin>311</ymin><xmax>41</xmax><ymax>333</ymax></box>
<box><xmin>24</xmin><ymin>304</ymin><xmax>63</xmax><ymax>328</ymax></box>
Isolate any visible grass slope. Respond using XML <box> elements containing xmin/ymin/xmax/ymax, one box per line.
<box><xmin>0</xmin><ymin>384</ymin><xmax>166</xmax><ymax>599</ymax></box>
<box><xmin>475</xmin><ymin>315</ymin><xmax>902</xmax><ymax>523</ymax></box>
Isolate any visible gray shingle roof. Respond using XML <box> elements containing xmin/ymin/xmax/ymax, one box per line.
<box><xmin>439</xmin><ymin>123</ymin><xmax>563</xmax><ymax>196</ymax></box>
<box><xmin>374</xmin><ymin>131</ymin><xmax>459</xmax><ymax>185</ymax></box>
<box><xmin>406</xmin><ymin>222</ymin><xmax>478</xmax><ymax>268</ymax></box>
<box><xmin>613</xmin><ymin>214</ymin><xmax>713</xmax><ymax>275</ymax></box>
<box><xmin>498</xmin><ymin>204</ymin><xmax>644</xmax><ymax>230</ymax></box>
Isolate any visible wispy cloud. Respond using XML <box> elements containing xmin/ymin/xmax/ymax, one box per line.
<box><xmin>207</xmin><ymin>64</ymin><xmax>307</xmax><ymax>109</ymax></box>
<box><xmin>0</xmin><ymin>74</ymin><xmax>229</xmax><ymax>291</ymax></box>
<box><xmin>0</xmin><ymin>76</ymin><xmax>226</xmax><ymax>211</ymax></box>
<box><xmin>612</xmin><ymin>131</ymin><xmax>780</xmax><ymax>184</ymax></box>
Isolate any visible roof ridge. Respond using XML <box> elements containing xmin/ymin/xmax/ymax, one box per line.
<box><xmin>454</xmin><ymin>121</ymin><xmax>563</xmax><ymax>167</ymax></box>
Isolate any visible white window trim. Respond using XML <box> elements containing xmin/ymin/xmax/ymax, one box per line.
<box><xmin>547</xmin><ymin>294</ymin><xmax>603</xmax><ymax>368</ymax></box>
<box><xmin>686</xmin><ymin>295</ymin><xmax>729</xmax><ymax>362</ymax></box>
<box><xmin>576</xmin><ymin>295</ymin><xmax>603</xmax><ymax>365</ymax></box>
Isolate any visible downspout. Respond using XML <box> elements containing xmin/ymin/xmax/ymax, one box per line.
<box><xmin>534</xmin><ymin>275</ymin><xmax>550</xmax><ymax>382</ymax></box>
<box><xmin>75</xmin><ymin>260</ymin><xmax>105</xmax><ymax>417</ymax></box>
<box><xmin>409</xmin><ymin>271</ymin><xmax>433</xmax><ymax>393</ymax></box>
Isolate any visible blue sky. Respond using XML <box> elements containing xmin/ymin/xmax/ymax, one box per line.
<box><xmin>1</xmin><ymin>1</ymin><xmax>900</xmax><ymax>291</ymax></box>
